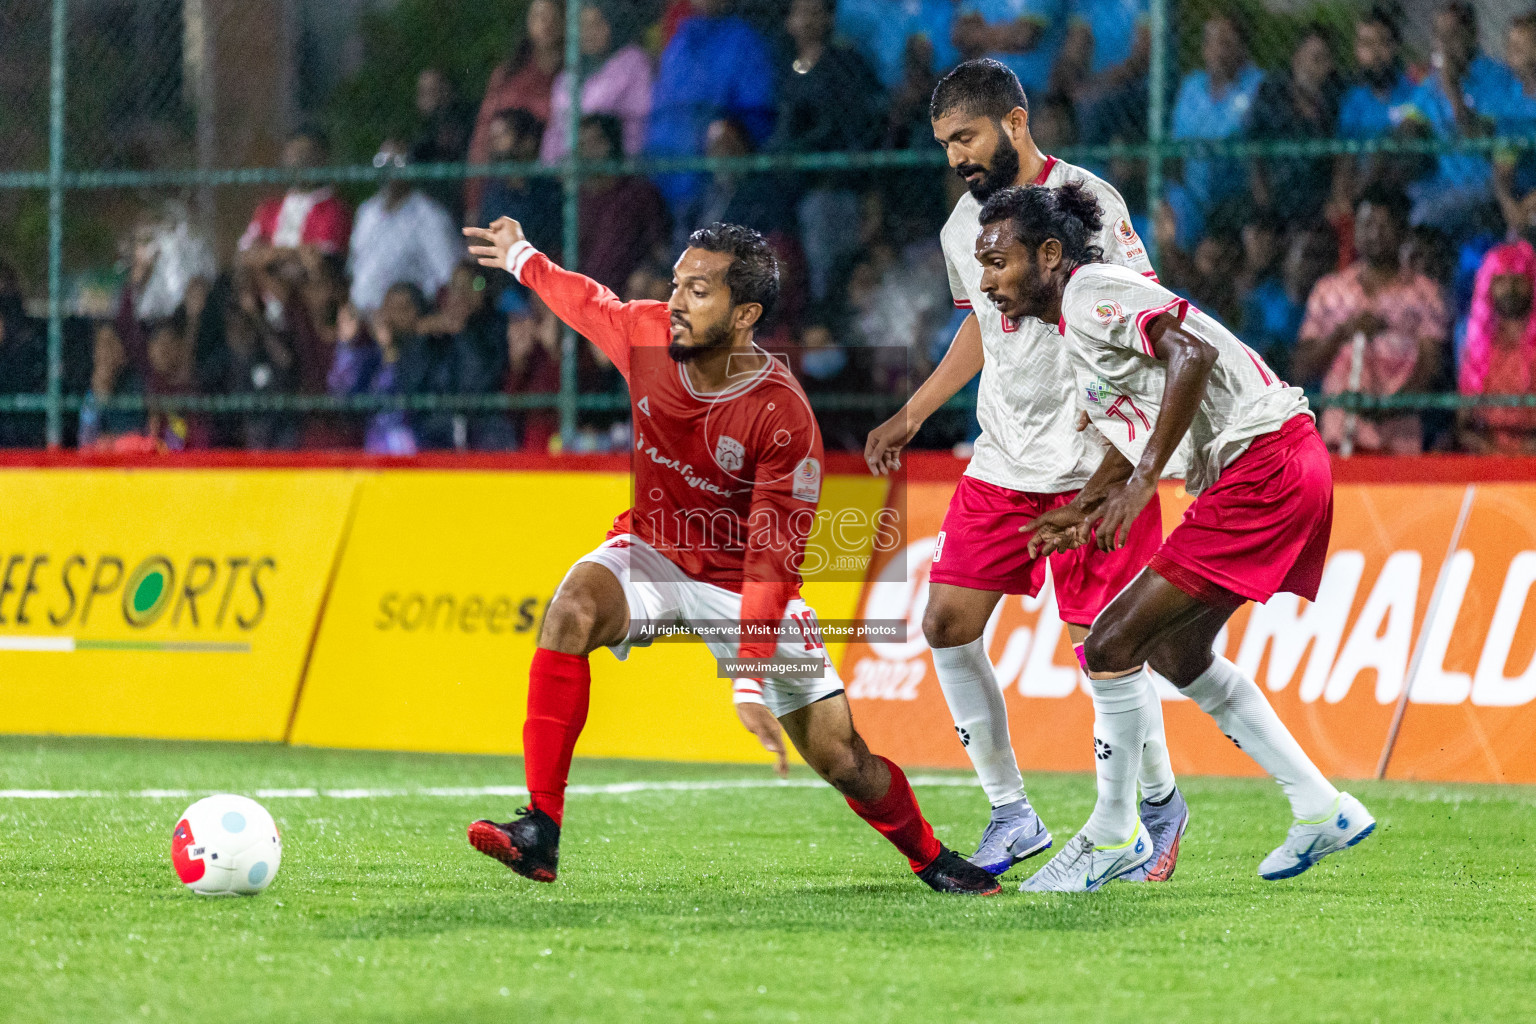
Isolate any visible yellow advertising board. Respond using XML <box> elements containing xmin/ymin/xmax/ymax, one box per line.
<box><xmin>288</xmin><ymin>471</ymin><xmax>879</xmax><ymax>764</ymax></box>
<box><xmin>0</xmin><ymin>469</ymin><xmax>359</xmax><ymax>741</ymax></box>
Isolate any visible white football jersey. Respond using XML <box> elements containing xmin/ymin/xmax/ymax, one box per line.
<box><xmin>1060</xmin><ymin>263</ymin><xmax>1310</xmax><ymax>495</ymax></box>
<box><xmin>941</xmin><ymin>156</ymin><xmax>1156</xmax><ymax>494</ymax></box>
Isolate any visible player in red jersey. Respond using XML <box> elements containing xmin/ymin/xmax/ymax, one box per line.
<box><xmin>459</xmin><ymin>216</ymin><xmax>1000</xmax><ymax>894</ymax></box>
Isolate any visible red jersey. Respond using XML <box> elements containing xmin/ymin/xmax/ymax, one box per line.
<box><xmin>511</xmin><ymin>244</ymin><xmax>824</xmax><ymax>654</ymax></box>
<box><xmin>239</xmin><ymin>188</ymin><xmax>351</xmax><ymax>255</ymax></box>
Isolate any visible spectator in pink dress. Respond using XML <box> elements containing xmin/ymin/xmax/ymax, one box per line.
<box><xmin>466</xmin><ymin>0</ymin><xmax>565</xmax><ymax>214</ymax></box>
<box><xmin>540</xmin><ymin>1</ymin><xmax>652</xmax><ymax>163</ymax></box>
<box><xmin>1295</xmin><ymin>186</ymin><xmax>1448</xmax><ymax>455</ymax></box>
<box><xmin>1458</xmin><ymin>240</ymin><xmax>1536</xmax><ymax>453</ymax></box>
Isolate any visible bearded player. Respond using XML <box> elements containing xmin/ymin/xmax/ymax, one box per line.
<box><xmin>974</xmin><ymin>182</ymin><xmax>1375</xmax><ymax>891</ymax></box>
<box><xmin>460</xmin><ymin>217</ymin><xmax>1001</xmax><ymax>895</ymax></box>
<box><xmin>864</xmin><ymin>59</ymin><xmax>1187</xmax><ymax>881</ymax></box>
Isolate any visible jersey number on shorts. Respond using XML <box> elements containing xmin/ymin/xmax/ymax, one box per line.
<box><xmin>790</xmin><ymin>610</ymin><xmax>825</xmax><ymax>651</ymax></box>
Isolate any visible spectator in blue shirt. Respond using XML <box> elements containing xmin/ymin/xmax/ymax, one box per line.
<box><xmin>1335</xmin><ymin>5</ymin><xmax>1424</xmax><ymax>210</ymax></box>
<box><xmin>1055</xmin><ymin>0</ymin><xmax>1151</xmax><ymax>144</ymax></box>
<box><xmin>1167</xmin><ymin>14</ymin><xmax>1264</xmax><ymax>249</ymax></box>
<box><xmin>1339</xmin><ymin>6</ymin><xmax>1418</xmax><ymax>141</ymax></box>
<box><xmin>645</xmin><ymin>0</ymin><xmax>777</xmax><ymax>215</ymax></box>
<box><xmin>951</xmin><ymin>0</ymin><xmax>1065</xmax><ymax>100</ymax></box>
<box><xmin>835</xmin><ymin>0</ymin><xmax>958</xmax><ymax>89</ymax></box>
<box><xmin>1406</xmin><ymin>1</ymin><xmax>1514</xmax><ymax>235</ymax></box>
<box><xmin>1493</xmin><ymin>12</ymin><xmax>1536</xmax><ymax>236</ymax></box>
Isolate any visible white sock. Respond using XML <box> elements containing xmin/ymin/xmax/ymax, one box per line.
<box><xmin>1082</xmin><ymin>668</ymin><xmax>1151</xmax><ymax>845</ymax></box>
<box><xmin>1137</xmin><ymin>671</ymin><xmax>1178</xmax><ymax>804</ymax></box>
<box><xmin>1184</xmin><ymin>656</ymin><xmax>1339</xmax><ymax>821</ymax></box>
<box><xmin>931</xmin><ymin>638</ymin><xmax>1025</xmax><ymax>807</ymax></box>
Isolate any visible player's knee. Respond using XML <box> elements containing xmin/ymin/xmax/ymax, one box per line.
<box><xmin>1083</xmin><ymin>623</ymin><xmax>1143</xmax><ymax>675</ymax></box>
<box><xmin>1146</xmin><ymin>643</ymin><xmax>1213</xmax><ymax>689</ymax></box>
<box><xmin>802</xmin><ymin>743</ymin><xmax>866</xmax><ymax>796</ymax></box>
<box><xmin>922</xmin><ymin>601</ymin><xmax>982</xmax><ymax>650</ymax></box>
<box><xmin>539</xmin><ymin>590</ymin><xmax>604</xmax><ymax>654</ymax></box>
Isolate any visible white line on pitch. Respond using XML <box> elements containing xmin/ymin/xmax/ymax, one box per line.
<box><xmin>0</xmin><ymin>776</ymin><xmax>976</xmax><ymax>801</ymax></box>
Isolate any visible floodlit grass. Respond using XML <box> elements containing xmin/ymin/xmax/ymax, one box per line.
<box><xmin>2</xmin><ymin>737</ymin><xmax>1533</xmax><ymax>1023</ymax></box>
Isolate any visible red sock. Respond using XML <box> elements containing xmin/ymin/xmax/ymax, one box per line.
<box><xmin>522</xmin><ymin>648</ymin><xmax>591</xmax><ymax>826</ymax></box>
<box><xmin>845</xmin><ymin>756</ymin><xmax>943</xmax><ymax>873</ymax></box>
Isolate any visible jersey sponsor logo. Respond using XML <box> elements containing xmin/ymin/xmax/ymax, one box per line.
<box><xmin>1093</xmin><ymin>300</ymin><xmax>1126</xmax><ymax>325</ymax></box>
<box><xmin>713</xmin><ymin>434</ymin><xmax>746</xmax><ymax>473</ymax></box>
<box><xmin>1084</xmin><ymin>376</ymin><xmax>1114</xmax><ymax>404</ymax></box>
<box><xmin>637</xmin><ymin>395</ymin><xmax>650</xmax><ymax>416</ymax></box>
<box><xmin>791</xmin><ymin>457</ymin><xmax>821</xmax><ymax>503</ymax></box>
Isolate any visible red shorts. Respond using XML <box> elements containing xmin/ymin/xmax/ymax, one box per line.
<box><xmin>928</xmin><ymin>475</ymin><xmax>1163</xmax><ymax>626</ymax></box>
<box><xmin>1150</xmin><ymin>415</ymin><xmax>1333</xmax><ymax>606</ymax></box>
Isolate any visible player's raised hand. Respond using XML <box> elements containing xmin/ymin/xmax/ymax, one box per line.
<box><xmin>1086</xmin><ymin>477</ymin><xmax>1157</xmax><ymax>552</ymax></box>
<box><xmin>735</xmin><ymin>699</ymin><xmax>789</xmax><ymax>778</ymax></box>
<box><xmin>865</xmin><ymin>410</ymin><xmax>921</xmax><ymax>476</ymax></box>
<box><xmin>1022</xmin><ymin>504</ymin><xmax>1090</xmax><ymax>558</ymax></box>
<box><xmin>462</xmin><ymin>217</ymin><xmax>527</xmax><ymax>271</ymax></box>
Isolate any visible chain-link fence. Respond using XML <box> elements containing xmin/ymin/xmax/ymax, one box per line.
<box><xmin>2</xmin><ymin>0</ymin><xmax>1535</xmax><ymax>456</ymax></box>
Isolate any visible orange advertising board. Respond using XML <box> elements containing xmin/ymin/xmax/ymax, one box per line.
<box><xmin>841</xmin><ymin>479</ymin><xmax>1536</xmax><ymax>784</ymax></box>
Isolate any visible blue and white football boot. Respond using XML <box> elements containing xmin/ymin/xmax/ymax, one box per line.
<box><xmin>1018</xmin><ymin>821</ymin><xmax>1152</xmax><ymax>893</ymax></box>
<box><xmin>966</xmin><ymin>797</ymin><xmax>1053</xmax><ymax>875</ymax></box>
<box><xmin>1258</xmin><ymin>792</ymin><xmax>1376</xmax><ymax>880</ymax></box>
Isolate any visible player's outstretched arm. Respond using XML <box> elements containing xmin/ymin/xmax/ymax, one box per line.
<box><xmin>864</xmin><ymin>313</ymin><xmax>983</xmax><ymax>475</ymax></box>
<box><xmin>1089</xmin><ymin>313</ymin><xmax>1215</xmax><ymax>550</ymax></box>
<box><xmin>464</xmin><ymin>217</ymin><xmax>637</xmax><ymax>377</ymax></box>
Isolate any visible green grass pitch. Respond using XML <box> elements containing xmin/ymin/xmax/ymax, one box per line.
<box><xmin>3</xmin><ymin>737</ymin><xmax>1533</xmax><ymax>1023</ymax></box>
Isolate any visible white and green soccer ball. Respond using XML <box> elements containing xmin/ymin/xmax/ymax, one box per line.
<box><xmin>171</xmin><ymin>794</ymin><xmax>281</xmax><ymax>896</ymax></box>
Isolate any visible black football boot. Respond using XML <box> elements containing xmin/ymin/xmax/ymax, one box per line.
<box><xmin>467</xmin><ymin>807</ymin><xmax>561</xmax><ymax>883</ymax></box>
<box><xmin>916</xmin><ymin>846</ymin><xmax>1002</xmax><ymax>895</ymax></box>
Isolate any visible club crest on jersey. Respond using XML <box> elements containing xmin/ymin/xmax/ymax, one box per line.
<box><xmin>1093</xmin><ymin>301</ymin><xmax>1126</xmax><ymax>325</ymax></box>
<box><xmin>1084</xmin><ymin>375</ymin><xmax>1114</xmax><ymax>404</ymax></box>
<box><xmin>1117</xmin><ymin>219</ymin><xmax>1137</xmax><ymax>244</ymax></box>
<box><xmin>713</xmin><ymin>434</ymin><xmax>746</xmax><ymax>473</ymax></box>
<box><xmin>792</xmin><ymin>457</ymin><xmax>821</xmax><ymax>502</ymax></box>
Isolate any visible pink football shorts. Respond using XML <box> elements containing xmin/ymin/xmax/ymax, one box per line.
<box><xmin>1150</xmin><ymin>415</ymin><xmax>1333</xmax><ymax>606</ymax></box>
<box><xmin>928</xmin><ymin>475</ymin><xmax>1163</xmax><ymax>626</ymax></box>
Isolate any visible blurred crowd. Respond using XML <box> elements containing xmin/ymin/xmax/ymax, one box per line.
<box><xmin>2</xmin><ymin>0</ymin><xmax>1536</xmax><ymax>455</ymax></box>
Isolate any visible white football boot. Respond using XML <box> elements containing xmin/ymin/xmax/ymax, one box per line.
<box><xmin>1258</xmin><ymin>792</ymin><xmax>1376</xmax><ymax>880</ymax></box>
<box><xmin>1019</xmin><ymin>821</ymin><xmax>1152</xmax><ymax>893</ymax></box>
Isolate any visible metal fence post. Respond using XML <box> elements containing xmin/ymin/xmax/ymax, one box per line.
<box><xmin>45</xmin><ymin>0</ymin><xmax>67</xmax><ymax>449</ymax></box>
<box><xmin>1146</xmin><ymin>0</ymin><xmax>1167</xmax><ymax>268</ymax></box>
<box><xmin>557</xmin><ymin>0</ymin><xmax>583</xmax><ymax>449</ymax></box>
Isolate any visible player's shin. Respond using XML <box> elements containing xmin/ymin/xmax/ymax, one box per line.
<box><xmin>1078</xmin><ymin>642</ymin><xmax>1177</xmax><ymax>804</ymax></box>
<box><xmin>1137</xmin><ymin>669</ymin><xmax>1178</xmax><ymax>803</ymax></box>
<box><xmin>1182</xmin><ymin>656</ymin><xmax>1339</xmax><ymax>821</ymax></box>
<box><xmin>1081</xmin><ymin>668</ymin><xmax>1152</xmax><ymax>846</ymax></box>
<box><xmin>522</xmin><ymin>647</ymin><xmax>593</xmax><ymax>826</ymax></box>
<box><xmin>931</xmin><ymin>638</ymin><xmax>1026</xmax><ymax>807</ymax></box>
<box><xmin>844</xmin><ymin>755</ymin><xmax>944</xmax><ymax>872</ymax></box>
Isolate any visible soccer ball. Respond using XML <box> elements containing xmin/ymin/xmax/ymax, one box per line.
<box><xmin>171</xmin><ymin>794</ymin><xmax>282</xmax><ymax>896</ymax></box>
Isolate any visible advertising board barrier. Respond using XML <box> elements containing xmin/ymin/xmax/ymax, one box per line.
<box><xmin>1</xmin><ymin>454</ymin><xmax>1532</xmax><ymax>784</ymax></box>
<box><xmin>0</xmin><ymin>469</ymin><xmax>359</xmax><ymax>741</ymax></box>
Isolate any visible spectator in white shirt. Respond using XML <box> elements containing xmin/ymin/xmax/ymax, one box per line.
<box><xmin>347</xmin><ymin>139</ymin><xmax>465</xmax><ymax>313</ymax></box>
